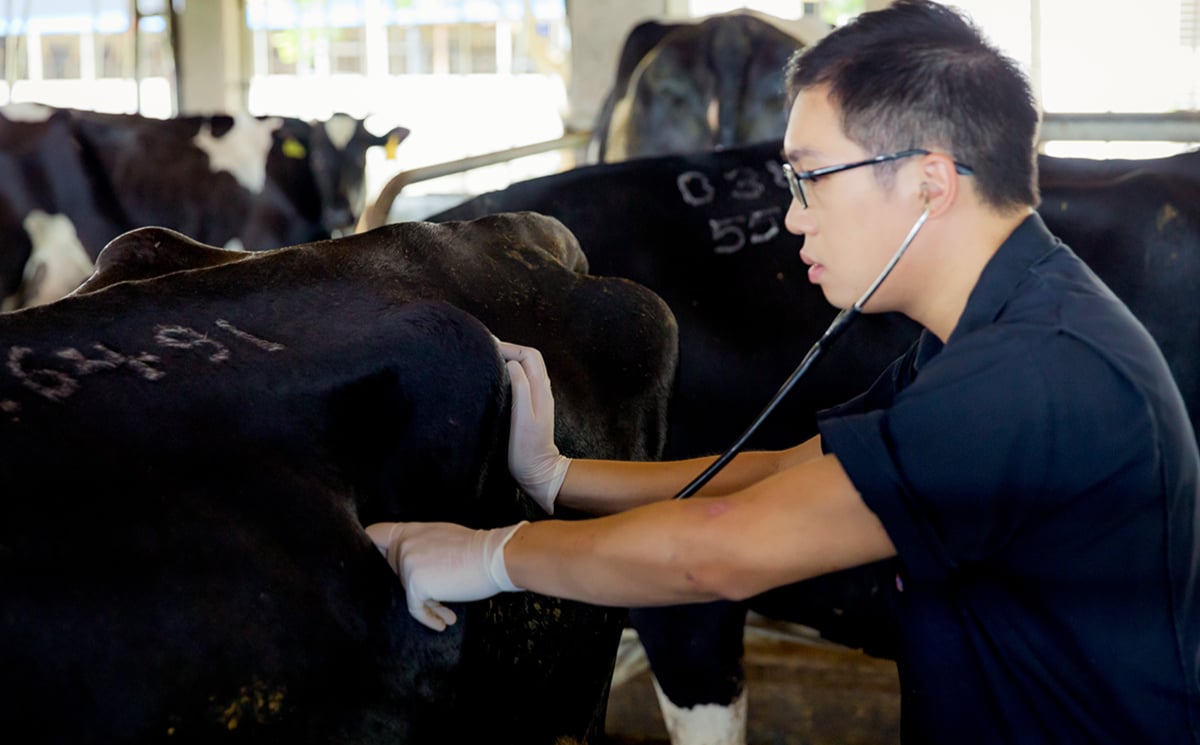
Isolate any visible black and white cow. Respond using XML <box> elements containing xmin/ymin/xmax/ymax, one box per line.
<box><xmin>0</xmin><ymin>106</ymin><xmax>125</xmax><ymax>308</ymax></box>
<box><xmin>433</xmin><ymin>142</ymin><xmax>1200</xmax><ymax>743</ymax></box>
<box><xmin>593</xmin><ymin>13</ymin><xmax>811</xmax><ymax>163</ymax></box>
<box><xmin>68</xmin><ymin>108</ymin><xmax>409</xmax><ymax>250</ymax></box>
<box><xmin>0</xmin><ymin>103</ymin><xmax>408</xmax><ymax>310</ymax></box>
<box><xmin>0</xmin><ymin>212</ymin><xmax>678</xmax><ymax>744</ymax></box>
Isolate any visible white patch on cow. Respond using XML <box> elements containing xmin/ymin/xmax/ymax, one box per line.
<box><xmin>323</xmin><ymin>113</ymin><xmax>357</xmax><ymax>151</ymax></box>
<box><xmin>16</xmin><ymin>211</ymin><xmax>95</xmax><ymax>309</ymax></box>
<box><xmin>1</xmin><ymin>102</ymin><xmax>54</xmax><ymax>122</ymax></box>
<box><xmin>192</xmin><ymin>114</ymin><xmax>282</xmax><ymax>193</ymax></box>
<box><xmin>651</xmin><ymin>676</ymin><xmax>747</xmax><ymax>745</ymax></box>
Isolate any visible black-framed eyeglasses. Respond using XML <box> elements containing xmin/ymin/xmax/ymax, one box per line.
<box><xmin>781</xmin><ymin>148</ymin><xmax>975</xmax><ymax>208</ymax></box>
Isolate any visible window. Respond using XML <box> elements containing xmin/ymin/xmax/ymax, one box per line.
<box><xmin>0</xmin><ymin>34</ymin><xmax>29</xmax><ymax>80</ymax></box>
<box><xmin>42</xmin><ymin>35</ymin><xmax>82</xmax><ymax>80</ymax></box>
<box><xmin>330</xmin><ymin>26</ymin><xmax>365</xmax><ymax>74</ymax></box>
<box><xmin>0</xmin><ymin>36</ymin><xmax>29</xmax><ymax>81</ymax></box>
<box><xmin>137</xmin><ymin>29</ymin><xmax>171</xmax><ymax>78</ymax></box>
<box><xmin>96</xmin><ymin>33</ymin><xmax>128</xmax><ymax>79</ymax></box>
<box><xmin>267</xmin><ymin>30</ymin><xmax>299</xmax><ymax>75</ymax></box>
<box><xmin>387</xmin><ymin>25</ymin><xmax>437</xmax><ymax>75</ymax></box>
<box><xmin>448</xmin><ymin>23</ymin><xmax>496</xmax><ymax>74</ymax></box>
<box><xmin>1184</xmin><ymin>0</ymin><xmax>1199</xmax><ymax>46</ymax></box>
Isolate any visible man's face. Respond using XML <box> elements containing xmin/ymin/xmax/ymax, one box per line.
<box><xmin>781</xmin><ymin>86</ymin><xmax>921</xmax><ymax>312</ymax></box>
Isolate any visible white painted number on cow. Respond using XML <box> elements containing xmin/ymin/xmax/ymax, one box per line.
<box><xmin>678</xmin><ymin>162</ymin><xmax>788</xmax><ymax>254</ymax></box>
<box><xmin>707</xmin><ymin>207</ymin><xmax>783</xmax><ymax>255</ymax></box>
<box><xmin>155</xmin><ymin>325</ymin><xmax>232</xmax><ymax>363</ymax></box>
<box><xmin>748</xmin><ymin>207</ymin><xmax>782</xmax><ymax>244</ymax></box>
<box><xmin>724</xmin><ymin>168</ymin><xmax>766</xmax><ymax>201</ymax></box>
<box><xmin>214</xmin><ymin>319</ymin><xmax>286</xmax><ymax>352</ymax></box>
<box><xmin>56</xmin><ymin>344</ymin><xmax>164</xmax><ymax>381</ymax></box>
<box><xmin>764</xmin><ymin>160</ymin><xmax>790</xmax><ymax>191</ymax></box>
<box><xmin>677</xmin><ymin>172</ymin><xmax>716</xmax><ymax>207</ymax></box>
<box><xmin>8</xmin><ymin>346</ymin><xmax>78</xmax><ymax>402</ymax></box>
<box><xmin>3</xmin><ymin>320</ymin><xmax>285</xmax><ymax>407</ymax></box>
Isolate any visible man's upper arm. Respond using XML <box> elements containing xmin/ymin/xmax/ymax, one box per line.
<box><xmin>707</xmin><ymin>453</ymin><xmax>897</xmax><ymax>598</ymax></box>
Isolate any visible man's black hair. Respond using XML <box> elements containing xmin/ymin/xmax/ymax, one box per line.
<box><xmin>785</xmin><ymin>0</ymin><xmax>1039</xmax><ymax>210</ymax></box>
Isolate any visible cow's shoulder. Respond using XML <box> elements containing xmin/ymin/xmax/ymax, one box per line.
<box><xmin>76</xmin><ymin>226</ymin><xmax>252</xmax><ymax>294</ymax></box>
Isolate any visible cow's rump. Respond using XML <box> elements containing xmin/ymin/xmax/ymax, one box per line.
<box><xmin>0</xmin><ymin>212</ymin><xmax>678</xmax><ymax>744</ymax></box>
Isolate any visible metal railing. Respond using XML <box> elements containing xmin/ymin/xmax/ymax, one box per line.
<box><xmin>358</xmin><ymin>130</ymin><xmax>592</xmax><ymax>232</ymax></box>
<box><xmin>1039</xmin><ymin>112</ymin><xmax>1200</xmax><ymax>144</ymax></box>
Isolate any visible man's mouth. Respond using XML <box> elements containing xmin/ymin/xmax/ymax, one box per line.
<box><xmin>800</xmin><ymin>251</ymin><xmax>824</xmax><ymax>283</ymax></box>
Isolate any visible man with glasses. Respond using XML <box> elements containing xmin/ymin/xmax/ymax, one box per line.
<box><xmin>368</xmin><ymin>2</ymin><xmax>1200</xmax><ymax>742</ymax></box>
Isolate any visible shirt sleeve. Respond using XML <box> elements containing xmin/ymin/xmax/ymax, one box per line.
<box><xmin>819</xmin><ymin>328</ymin><xmax>1055</xmax><ymax>580</ymax></box>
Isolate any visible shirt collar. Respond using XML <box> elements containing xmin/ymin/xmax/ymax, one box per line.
<box><xmin>945</xmin><ymin>212</ymin><xmax>1062</xmax><ymax>345</ymax></box>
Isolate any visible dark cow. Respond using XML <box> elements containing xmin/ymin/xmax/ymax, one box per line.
<box><xmin>0</xmin><ymin>212</ymin><xmax>677</xmax><ymax>744</ymax></box>
<box><xmin>595</xmin><ymin>13</ymin><xmax>808</xmax><ymax>162</ymax></box>
<box><xmin>432</xmin><ymin>142</ymin><xmax>1200</xmax><ymax>742</ymax></box>
<box><xmin>0</xmin><ymin>103</ymin><xmax>408</xmax><ymax>310</ymax></box>
<box><xmin>0</xmin><ymin>107</ymin><xmax>124</xmax><ymax>308</ymax></box>
<box><xmin>590</xmin><ymin>19</ymin><xmax>680</xmax><ymax>163</ymax></box>
<box><xmin>1038</xmin><ymin>150</ymin><xmax>1200</xmax><ymax>423</ymax></box>
<box><xmin>438</xmin><ymin>141</ymin><xmax>918</xmax><ymax>460</ymax></box>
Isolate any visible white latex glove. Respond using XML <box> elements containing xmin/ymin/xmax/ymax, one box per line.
<box><xmin>496</xmin><ymin>340</ymin><xmax>571</xmax><ymax>514</ymax></box>
<box><xmin>365</xmin><ymin>521</ymin><xmax>527</xmax><ymax>632</ymax></box>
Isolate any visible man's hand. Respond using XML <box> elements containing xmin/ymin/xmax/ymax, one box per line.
<box><xmin>497</xmin><ymin>340</ymin><xmax>571</xmax><ymax>514</ymax></box>
<box><xmin>365</xmin><ymin>521</ymin><xmax>527</xmax><ymax>631</ymax></box>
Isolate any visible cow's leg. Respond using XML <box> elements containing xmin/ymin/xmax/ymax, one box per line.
<box><xmin>630</xmin><ymin>561</ymin><xmax>900</xmax><ymax>745</ymax></box>
<box><xmin>630</xmin><ymin>600</ymin><xmax>749</xmax><ymax>745</ymax></box>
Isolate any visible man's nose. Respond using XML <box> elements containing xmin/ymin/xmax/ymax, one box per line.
<box><xmin>785</xmin><ymin>198</ymin><xmax>815</xmax><ymax>236</ymax></box>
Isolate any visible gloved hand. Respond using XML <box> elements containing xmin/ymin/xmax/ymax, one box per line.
<box><xmin>365</xmin><ymin>520</ymin><xmax>527</xmax><ymax>632</ymax></box>
<box><xmin>496</xmin><ymin>340</ymin><xmax>571</xmax><ymax>514</ymax></box>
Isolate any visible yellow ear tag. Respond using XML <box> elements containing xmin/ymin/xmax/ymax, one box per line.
<box><xmin>282</xmin><ymin>136</ymin><xmax>306</xmax><ymax>159</ymax></box>
<box><xmin>385</xmin><ymin>131</ymin><xmax>400</xmax><ymax>160</ymax></box>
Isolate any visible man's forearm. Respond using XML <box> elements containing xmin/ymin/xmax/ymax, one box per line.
<box><xmin>504</xmin><ymin>451</ymin><xmax>896</xmax><ymax>608</ymax></box>
<box><xmin>502</xmin><ymin>497</ymin><xmax>737</xmax><ymax>606</ymax></box>
<box><xmin>557</xmin><ymin>435</ymin><xmax>824</xmax><ymax>515</ymax></box>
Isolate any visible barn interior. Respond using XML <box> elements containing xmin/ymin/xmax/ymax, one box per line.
<box><xmin>2</xmin><ymin>2</ymin><xmax>1198</xmax><ymax>744</ymax></box>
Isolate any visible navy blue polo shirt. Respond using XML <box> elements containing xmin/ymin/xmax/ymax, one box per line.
<box><xmin>818</xmin><ymin>214</ymin><xmax>1200</xmax><ymax>744</ymax></box>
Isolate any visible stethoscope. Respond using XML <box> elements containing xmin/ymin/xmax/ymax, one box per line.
<box><xmin>673</xmin><ymin>202</ymin><xmax>932</xmax><ymax>499</ymax></box>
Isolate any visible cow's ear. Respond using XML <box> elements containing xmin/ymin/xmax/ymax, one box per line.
<box><xmin>372</xmin><ymin>125</ymin><xmax>410</xmax><ymax>158</ymax></box>
<box><xmin>75</xmin><ymin>227</ymin><xmax>250</xmax><ymax>295</ymax></box>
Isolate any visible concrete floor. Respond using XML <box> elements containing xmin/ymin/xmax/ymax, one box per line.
<box><xmin>602</xmin><ymin>618</ymin><xmax>901</xmax><ymax>745</ymax></box>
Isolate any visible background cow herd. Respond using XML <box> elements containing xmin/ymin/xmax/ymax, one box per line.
<box><xmin>0</xmin><ymin>103</ymin><xmax>406</xmax><ymax>311</ymax></box>
<box><xmin>1</xmin><ymin>10</ymin><xmax>1199</xmax><ymax>745</ymax></box>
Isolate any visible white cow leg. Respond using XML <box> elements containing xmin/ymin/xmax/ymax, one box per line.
<box><xmin>651</xmin><ymin>674</ymin><xmax>747</xmax><ymax>745</ymax></box>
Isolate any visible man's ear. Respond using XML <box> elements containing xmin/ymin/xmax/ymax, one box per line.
<box><xmin>917</xmin><ymin>153</ymin><xmax>959</xmax><ymax>217</ymax></box>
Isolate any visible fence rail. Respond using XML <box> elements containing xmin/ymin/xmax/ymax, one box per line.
<box><xmin>359</xmin><ymin>130</ymin><xmax>592</xmax><ymax>231</ymax></box>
